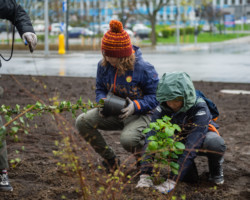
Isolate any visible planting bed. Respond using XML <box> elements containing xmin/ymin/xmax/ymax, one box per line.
<box><xmin>0</xmin><ymin>75</ymin><xmax>249</xmax><ymax>200</ymax></box>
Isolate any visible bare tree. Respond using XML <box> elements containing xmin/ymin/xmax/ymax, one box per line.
<box><xmin>137</xmin><ymin>0</ymin><xmax>170</xmax><ymax>46</ymax></box>
<box><xmin>200</xmin><ymin>1</ymin><xmax>225</xmax><ymax>33</ymax></box>
<box><xmin>111</xmin><ymin>0</ymin><xmax>137</xmax><ymax>27</ymax></box>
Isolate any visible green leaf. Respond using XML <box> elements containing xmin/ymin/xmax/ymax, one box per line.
<box><xmin>154</xmin><ymin>125</ymin><xmax>160</xmax><ymax>131</ymax></box>
<box><xmin>88</xmin><ymin>99</ymin><xmax>93</xmax><ymax>107</ymax></box>
<box><xmin>142</xmin><ymin>128</ymin><xmax>151</xmax><ymax>134</ymax></box>
<box><xmin>25</xmin><ymin>113</ymin><xmax>34</xmax><ymax>120</ymax></box>
<box><xmin>165</xmin><ymin>127</ymin><xmax>175</xmax><ymax>137</ymax></box>
<box><xmin>173</xmin><ymin>124</ymin><xmax>181</xmax><ymax>132</ymax></box>
<box><xmin>149</xmin><ymin>122</ymin><xmax>156</xmax><ymax>129</ymax></box>
<box><xmin>162</xmin><ymin>115</ymin><xmax>171</xmax><ymax>122</ymax></box>
<box><xmin>166</xmin><ymin>138</ymin><xmax>174</xmax><ymax>144</ymax></box>
<box><xmin>4</xmin><ymin>115</ymin><xmax>12</xmax><ymax>122</ymax></box>
<box><xmin>170</xmin><ymin>152</ymin><xmax>178</xmax><ymax>159</ymax></box>
<box><xmin>174</xmin><ymin>150</ymin><xmax>184</xmax><ymax>154</ymax></box>
<box><xmin>148</xmin><ymin>141</ymin><xmax>158</xmax><ymax>151</ymax></box>
<box><xmin>156</xmin><ymin>119</ymin><xmax>166</xmax><ymax>128</ymax></box>
<box><xmin>174</xmin><ymin>142</ymin><xmax>185</xmax><ymax>150</ymax></box>
<box><xmin>99</xmin><ymin>99</ymin><xmax>105</xmax><ymax>105</ymax></box>
<box><xmin>161</xmin><ymin>151</ymin><xmax>169</xmax><ymax>158</ymax></box>
<box><xmin>49</xmin><ymin>105</ymin><xmax>57</xmax><ymax>110</ymax></box>
<box><xmin>13</xmin><ymin>121</ymin><xmax>19</xmax><ymax>125</ymax></box>
<box><xmin>147</xmin><ymin>136</ymin><xmax>157</xmax><ymax>141</ymax></box>
<box><xmin>35</xmin><ymin>101</ymin><xmax>42</xmax><ymax>108</ymax></box>
<box><xmin>19</xmin><ymin>117</ymin><xmax>25</xmax><ymax>124</ymax></box>
<box><xmin>158</xmin><ymin>132</ymin><xmax>166</xmax><ymax>139</ymax></box>
<box><xmin>161</xmin><ymin>160</ymin><xmax>169</xmax><ymax>165</ymax></box>
<box><xmin>77</xmin><ymin>96</ymin><xmax>82</xmax><ymax>106</ymax></box>
<box><xmin>0</xmin><ymin>126</ymin><xmax>6</xmax><ymax>136</ymax></box>
<box><xmin>158</xmin><ymin>140</ymin><xmax>163</xmax><ymax>146</ymax></box>
<box><xmin>15</xmin><ymin>104</ymin><xmax>20</xmax><ymax>112</ymax></box>
<box><xmin>170</xmin><ymin>162</ymin><xmax>180</xmax><ymax>170</ymax></box>
<box><xmin>171</xmin><ymin>168</ymin><xmax>179</xmax><ymax>175</ymax></box>
<box><xmin>11</xmin><ymin>127</ymin><xmax>19</xmax><ymax>133</ymax></box>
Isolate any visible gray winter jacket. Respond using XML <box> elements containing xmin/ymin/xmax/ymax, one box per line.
<box><xmin>0</xmin><ymin>0</ymin><xmax>35</xmax><ymax>37</ymax></box>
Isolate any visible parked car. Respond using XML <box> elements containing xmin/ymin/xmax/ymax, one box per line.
<box><xmin>202</xmin><ymin>23</ymin><xmax>217</xmax><ymax>32</ymax></box>
<box><xmin>124</xmin><ymin>28</ymin><xmax>134</xmax><ymax>38</ymax></box>
<box><xmin>68</xmin><ymin>27</ymin><xmax>94</xmax><ymax>38</ymax></box>
<box><xmin>82</xmin><ymin>28</ymin><xmax>94</xmax><ymax>37</ymax></box>
<box><xmin>68</xmin><ymin>27</ymin><xmax>84</xmax><ymax>38</ymax></box>
<box><xmin>0</xmin><ymin>22</ymin><xmax>11</xmax><ymax>33</ymax></box>
<box><xmin>100</xmin><ymin>24</ymin><xmax>109</xmax><ymax>34</ymax></box>
<box><xmin>51</xmin><ymin>23</ymin><xmax>72</xmax><ymax>35</ymax></box>
<box><xmin>132</xmin><ymin>23</ymin><xmax>151</xmax><ymax>39</ymax></box>
<box><xmin>132</xmin><ymin>23</ymin><xmax>150</xmax><ymax>32</ymax></box>
<box><xmin>34</xmin><ymin>24</ymin><xmax>45</xmax><ymax>32</ymax></box>
<box><xmin>0</xmin><ymin>22</ymin><xmax>6</xmax><ymax>32</ymax></box>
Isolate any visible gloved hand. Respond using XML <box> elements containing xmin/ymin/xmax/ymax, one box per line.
<box><xmin>22</xmin><ymin>32</ymin><xmax>37</xmax><ymax>53</ymax></box>
<box><xmin>119</xmin><ymin>97</ymin><xmax>135</xmax><ymax>120</ymax></box>
<box><xmin>154</xmin><ymin>179</ymin><xmax>176</xmax><ymax>194</ymax></box>
<box><xmin>98</xmin><ymin>107</ymin><xmax>105</xmax><ymax>118</ymax></box>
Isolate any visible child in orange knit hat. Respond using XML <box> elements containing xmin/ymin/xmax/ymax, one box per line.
<box><xmin>75</xmin><ymin>20</ymin><xmax>159</xmax><ymax>172</ymax></box>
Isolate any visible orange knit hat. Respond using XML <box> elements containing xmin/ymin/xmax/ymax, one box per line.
<box><xmin>101</xmin><ymin>20</ymin><xmax>132</xmax><ymax>58</ymax></box>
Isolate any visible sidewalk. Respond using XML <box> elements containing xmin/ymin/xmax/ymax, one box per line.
<box><xmin>154</xmin><ymin>36</ymin><xmax>250</xmax><ymax>53</ymax></box>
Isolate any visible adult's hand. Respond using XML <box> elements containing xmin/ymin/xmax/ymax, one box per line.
<box><xmin>119</xmin><ymin>97</ymin><xmax>135</xmax><ymax>120</ymax></box>
<box><xmin>22</xmin><ymin>32</ymin><xmax>37</xmax><ymax>53</ymax></box>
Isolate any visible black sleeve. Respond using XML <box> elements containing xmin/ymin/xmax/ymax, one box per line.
<box><xmin>0</xmin><ymin>0</ymin><xmax>35</xmax><ymax>36</ymax></box>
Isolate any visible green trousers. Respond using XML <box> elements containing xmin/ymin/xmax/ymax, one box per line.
<box><xmin>75</xmin><ymin>108</ymin><xmax>150</xmax><ymax>160</ymax></box>
<box><xmin>0</xmin><ymin>116</ymin><xmax>8</xmax><ymax>169</ymax></box>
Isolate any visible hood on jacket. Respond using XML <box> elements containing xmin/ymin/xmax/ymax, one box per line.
<box><xmin>156</xmin><ymin>72</ymin><xmax>196</xmax><ymax>113</ymax></box>
<box><xmin>133</xmin><ymin>45</ymin><xmax>142</xmax><ymax>61</ymax></box>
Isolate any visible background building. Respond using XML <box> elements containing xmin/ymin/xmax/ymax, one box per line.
<box><xmin>16</xmin><ymin>0</ymin><xmax>250</xmax><ymax>27</ymax></box>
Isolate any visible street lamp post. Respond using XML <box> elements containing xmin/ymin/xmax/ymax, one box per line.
<box><xmin>66</xmin><ymin>0</ymin><xmax>69</xmax><ymax>51</ymax></box>
<box><xmin>176</xmin><ymin>0</ymin><xmax>180</xmax><ymax>50</ymax></box>
<box><xmin>44</xmin><ymin>0</ymin><xmax>49</xmax><ymax>56</ymax></box>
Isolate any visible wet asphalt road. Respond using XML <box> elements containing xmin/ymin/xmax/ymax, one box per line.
<box><xmin>0</xmin><ymin>50</ymin><xmax>249</xmax><ymax>83</ymax></box>
<box><xmin>0</xmin><ymin>37</ymin><xmax>250</xmax><ymax>83</ymax></box>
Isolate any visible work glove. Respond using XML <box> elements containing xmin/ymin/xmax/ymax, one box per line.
<box><xmin>98</xmin><ymin>107</ymin><xmax>105</xmax><ymax>118</ymax></box>
<box><xmin>119</xmin><ymin>97</ymin><xmax>135</xmax><ymax>120</ymax></box>
<box><xmin>136</xmin><ymin>174</ymin><xmax>153</xmax><ymax>188</ymax></box>
<box><xmin>22</xmin><ymin>32</ymin><xmax>37</xmax><ymax>53</ymax></box>
<box><xmin>154</xmin><ymin>179</ymin><xmax>176</xmax><ymax>194</ymax></box>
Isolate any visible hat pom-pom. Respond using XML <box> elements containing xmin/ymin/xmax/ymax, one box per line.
<box><xmin>109</xmin><ymin>20</ymin><xmax>123</xmax><ymax>33</ymax></box>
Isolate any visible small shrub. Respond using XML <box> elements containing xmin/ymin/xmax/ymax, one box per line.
<box><xmin>143</xmin><ymin>115</ymin><xmax>185</xmax><ymax>177</ymax></box>
<box><xmin>161</xmin><ymin>28</ymin><xmax>175</xmax><ymax>38</ymax></box>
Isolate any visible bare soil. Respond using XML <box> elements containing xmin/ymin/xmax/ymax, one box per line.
<box><xmin>0</xmin><ymin>75</ymin><xmax>249</xmax><ymax>200</ymax></box>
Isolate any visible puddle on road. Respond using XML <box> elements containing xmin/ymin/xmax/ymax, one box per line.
<box><xmin>220</xmin><ymin>89</ymin><xmax>250</xmax><ymax>94</ymax></box>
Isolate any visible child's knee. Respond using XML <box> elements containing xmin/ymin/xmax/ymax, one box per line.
<box><xmin>120</xmin><ymin>134</ymin><xmax>144</xmax><ymax>153</ymax></box>
<box><xmin>75</xmin><ymin>113</ymin><xmax>87</xmax><ymax>132</ymax></box>
<box><xmin>204</xmin><ymin>132</ymin><xmax>226</xmax><ymax>153</ymax></box>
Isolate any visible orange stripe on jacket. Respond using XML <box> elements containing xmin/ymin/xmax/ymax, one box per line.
<box><xmin>134</xmin><ymin>100</ymin><xmax>141</xmax><ymax>110</ymax></box>
<box><xmin>213</xmin><ymin>117</ymin><xmax>218</xmax><ymax>121</ymax></box>
<box><xmin>113</xmin><ymin>69</ymin><xmax>118</xmax><ymax>93</ymax></box>
<box><xmin>208</xmin><ymin>124</ymin><xmax>220</xmax><ymax>136</ymax></box>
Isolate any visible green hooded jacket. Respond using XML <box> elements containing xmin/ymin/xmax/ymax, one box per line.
<box><xmin>156</xmin><ymin>72</ymin><xmax>197</xmax><ymax>113</ymax></box>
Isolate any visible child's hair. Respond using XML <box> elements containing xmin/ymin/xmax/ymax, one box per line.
<box><xmin>101</xmin><ymin>54</ymin><xmax>135</xmax><ymax>75</ymax></box>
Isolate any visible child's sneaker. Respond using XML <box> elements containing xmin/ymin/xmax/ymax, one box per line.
<box><xmin>0</xmin><ymin>173</ymin><xmax>13</xmax><ymax>192</ymax></box>
<box><xmin>136</xmin><ymin>174</ymin><xmax>153</xmax><ymax>188</ymax></box>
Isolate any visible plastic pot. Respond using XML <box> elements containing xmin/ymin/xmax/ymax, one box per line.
<box><xmin>102</xmin><ymin>93</ymin><xmax>127</xmax><ymax>116</ymax></box>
